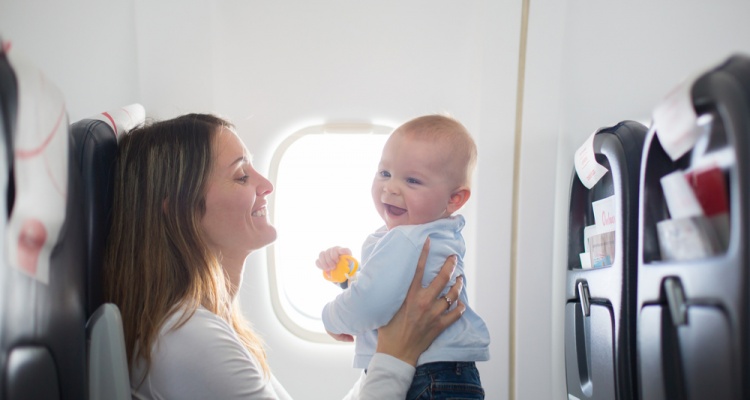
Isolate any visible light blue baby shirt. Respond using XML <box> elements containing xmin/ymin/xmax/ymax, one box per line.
<box><xmin>322</xmin><ymin>215</ymin><xmax>491</xmax><ymax>369</ymax></box>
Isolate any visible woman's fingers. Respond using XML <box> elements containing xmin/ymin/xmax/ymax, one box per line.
<box><xmin>440</xmin><ymin>275</ymin><xmax>466</xmax><ymax>322</ymax></box>
<box><xmin>412</xmin><ymin>237</ymin><xmax>460</xmax><ymax>313</ymax></box>
<box><xmin>418</xmin><ymin>237</ymin><xmax>458</xmax><ymax>302</ymax></box>
<box><xmin>428</xmin><ymin>254</ymin><xmax>457</xmax><ymax>297</ymax></box>
<box><xmin>407</xmin><ymin>237</ymin><xmax>431</xmax><ymax>295</ymax></box>
<box><xmin>375</xmin><ymin>238</ymin><xmax>463</xmax><ymax>366</ymax></box>
<box><xmin>442</xmin><ymin>274</ymin><xmax>464</xmax><ymax>308</ymax></box>
<box><xmin>422</xmin><ymin>255</ymin><xmax>463</xmax><ymax>338</ymax></box>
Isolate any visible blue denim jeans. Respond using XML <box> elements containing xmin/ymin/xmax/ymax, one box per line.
<box><xmin>406</xmin><ymin>361</ymin><xmax>485</xmax><ymax>400</ymax></box>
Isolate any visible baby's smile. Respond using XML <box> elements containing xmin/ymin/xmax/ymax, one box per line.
<box><xmin>385</xmin><ymin>204</ymin><xmax>407</xmax><ymax>216</ymax></box>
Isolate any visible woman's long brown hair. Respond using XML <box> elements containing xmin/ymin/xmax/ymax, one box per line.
<box><xmin>103</xmin><ymin>113</ymin><xmax>269</xmax><ymax>377</ymax></box>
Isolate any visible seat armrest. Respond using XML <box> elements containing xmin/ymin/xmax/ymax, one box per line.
<box><xmin>87</xmin><ymin>303</ymin><xmax>131</xmax><ymax>400</ymax></box>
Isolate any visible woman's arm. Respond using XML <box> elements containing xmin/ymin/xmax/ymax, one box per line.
<box><xmin>350</xmin><ymin>238</ymin><xmax>465</xmax><ymax>399</ymax></box>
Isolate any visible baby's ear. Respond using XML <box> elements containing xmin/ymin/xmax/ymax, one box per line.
<box><xmin>447</xmin><ymin>187</ymin><xmax>471</xmax><ymax>214</ymax></box>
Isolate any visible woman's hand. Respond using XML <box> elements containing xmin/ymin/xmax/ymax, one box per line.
<box><xmin>375</xmin><ymin>237</ymin><xmax>465</xmax><ymax>366</ymax></box>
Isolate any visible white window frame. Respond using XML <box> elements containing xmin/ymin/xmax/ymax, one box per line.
<box><xmin>266</xmin><ymin>123</ymin><xmax>393</xmax><ymax>342</ymax></box>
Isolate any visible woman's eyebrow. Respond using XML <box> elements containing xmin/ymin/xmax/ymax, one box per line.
<box><xmin>230</xmin><ymin>155</ymin><xmax>250</xmax><ymax>166</ymax></box>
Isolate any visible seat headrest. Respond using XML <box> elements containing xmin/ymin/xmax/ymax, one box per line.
<box><xmin>69</xmin><ymin>102</ymin><xmax>144</xmax><ymax>317</ymax></box>
<box><xmin>89</xmin><ymin>104</ymin><xmax>145</xmax><ymax>140</ymax></box>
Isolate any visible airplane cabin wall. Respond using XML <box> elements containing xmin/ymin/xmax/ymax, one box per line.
<box><xmin>4</xmin><ymin>1</ymin><xmax>749</xmax><ymax>399</ymax></box>
<box><xmin>520</xmin><ymin>1</ymin><xmax>750</xmax><ymax>399</ymax></box>
<box><xmin>0</xmin><ymin>1</ymin><xmax>140</xmax><ymax>122</ymax></box>
<box><xmin>0</xmin><ymin>1</ymin><xmax>519</xmax><ymax>399</ymax></box>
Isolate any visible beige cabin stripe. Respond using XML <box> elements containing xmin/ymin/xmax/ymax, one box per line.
<box><xmin>510</xmin><ymin>0</ymin><xmax>530</xmax><ymax>399</ymax></box>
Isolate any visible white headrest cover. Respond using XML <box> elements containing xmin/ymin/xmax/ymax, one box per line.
<box><xmin>6</xmin><ymin>48</ymin><xmax>68</xmax><ymax>284</ymax></box>
<box><xmin>92</xmin><ymin>104</ymin><xmax>145</xmax><ymax>140</ymax></box>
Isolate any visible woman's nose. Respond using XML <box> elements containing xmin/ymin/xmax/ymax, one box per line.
<box><xmin>255</xmin><ymin>173</ymin><xmax>274</xmax><ymax>196</ymax></box>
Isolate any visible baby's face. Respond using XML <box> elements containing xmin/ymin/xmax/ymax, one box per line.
<box><xmin>371</xmin><ymin>133</ymin><xmax>459</xmax><ymax>229</ymax></box>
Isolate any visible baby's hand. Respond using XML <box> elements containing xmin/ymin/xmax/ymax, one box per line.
<box><xmin>316</xmin><ymin>246</ymin><xmax>352</xmax><ymax>271</ymax></box>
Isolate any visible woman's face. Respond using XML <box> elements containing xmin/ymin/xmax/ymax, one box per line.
<box><xmin>200</xmin><ymin>128</ymin><xmax>276</xmax><ymax>260</ymax></box>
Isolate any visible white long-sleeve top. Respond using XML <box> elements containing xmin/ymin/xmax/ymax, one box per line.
<box><xmin>322</xmin><ymin>215</ymin><xmax>491</xmax><ymax>369</ymax></box>
<box><xmin>130</xmin><ymin>307</ymin><xmax>414</xmax><ymax>399</ymax></box>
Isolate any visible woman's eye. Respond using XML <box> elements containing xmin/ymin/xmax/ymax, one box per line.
<box><xmin>238</xmin><ymin>175</ymin><xmax>249</xmax><ymax>183</ymax></box>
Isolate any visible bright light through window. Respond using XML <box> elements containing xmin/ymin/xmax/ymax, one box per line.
<box><xmin>268</xmin><ymin>124</ymin><xmax>391</xmax><ymax>341</ymax></box>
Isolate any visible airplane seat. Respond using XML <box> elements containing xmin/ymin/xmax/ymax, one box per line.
<box><xmin>70</xmin><ymin>103</ymin><xmax>145</xmax><ymax>400</ymax></box>
<box><xmin>86</xmin><ymin>304</ymin><xmax>130</xmax><ymax>400</ymax></box>
<box><xmin>0</xmin><ymin>39</ymin><xmax>18</xmax><ymax>400</ymax></box>
<box><xmin>70</xmin><ymin>104</ymin><xmax>145</xmax><ymax>317</ymax></box>
<box><xmin>0</xmin><ymin>43</ymin><xmax>87</xmax><ymax>399</ymax></box>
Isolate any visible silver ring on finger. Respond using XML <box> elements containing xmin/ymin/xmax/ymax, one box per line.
<box><xmin>443</xmin><ymin>295</ymin><xmax>453</xmax><ymax>308</ymax></box>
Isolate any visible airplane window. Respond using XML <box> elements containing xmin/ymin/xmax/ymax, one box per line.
<box><xmin>268</xmin><ymin>124</ymin><xmax>391</xmax><ymax>341</ymax></box>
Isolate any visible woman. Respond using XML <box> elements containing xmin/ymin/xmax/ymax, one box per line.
<box><xmin>103</xmin><ymin>113</ymin><xmax>465</xmax><ymax>399</ymax></box>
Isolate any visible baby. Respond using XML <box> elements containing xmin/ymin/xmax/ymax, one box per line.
<box><xmin>317</xmin><ymin>114</ymin><xmax>490</xmax><ymax>399</ymax></box>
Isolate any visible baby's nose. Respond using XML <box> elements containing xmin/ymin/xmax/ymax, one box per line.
<box><xmin>383</xmin><ymin>182</ymin><xmax>399</xmax><ymax>195</ymax></box>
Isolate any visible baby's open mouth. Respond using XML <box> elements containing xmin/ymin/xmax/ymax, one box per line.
<box><xmin>385</xmin><ymin>204</ymin><xmax>406</xmax><ymax>216</ymax></box>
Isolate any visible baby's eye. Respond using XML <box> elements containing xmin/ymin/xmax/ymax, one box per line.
<box><xmin>379</xmin><ymin>171</ymin><xmax>391</xmax><ymax>178</ymax></box>
<box><xmin>406</xmin><ymin>177</ymin><xmax>421</xmax><ymax>185</ymax></box>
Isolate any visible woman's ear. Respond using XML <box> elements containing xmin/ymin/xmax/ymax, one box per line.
<box><xmin>447</xmin><ymin>187</ymin><xmax>471</xmax><ymax>214</ymax></box>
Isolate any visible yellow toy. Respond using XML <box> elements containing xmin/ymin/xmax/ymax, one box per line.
<box><xmin>323</xmin><ymin>255</ymin><xmax>359</xmax><ymax>286</ymax></box>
